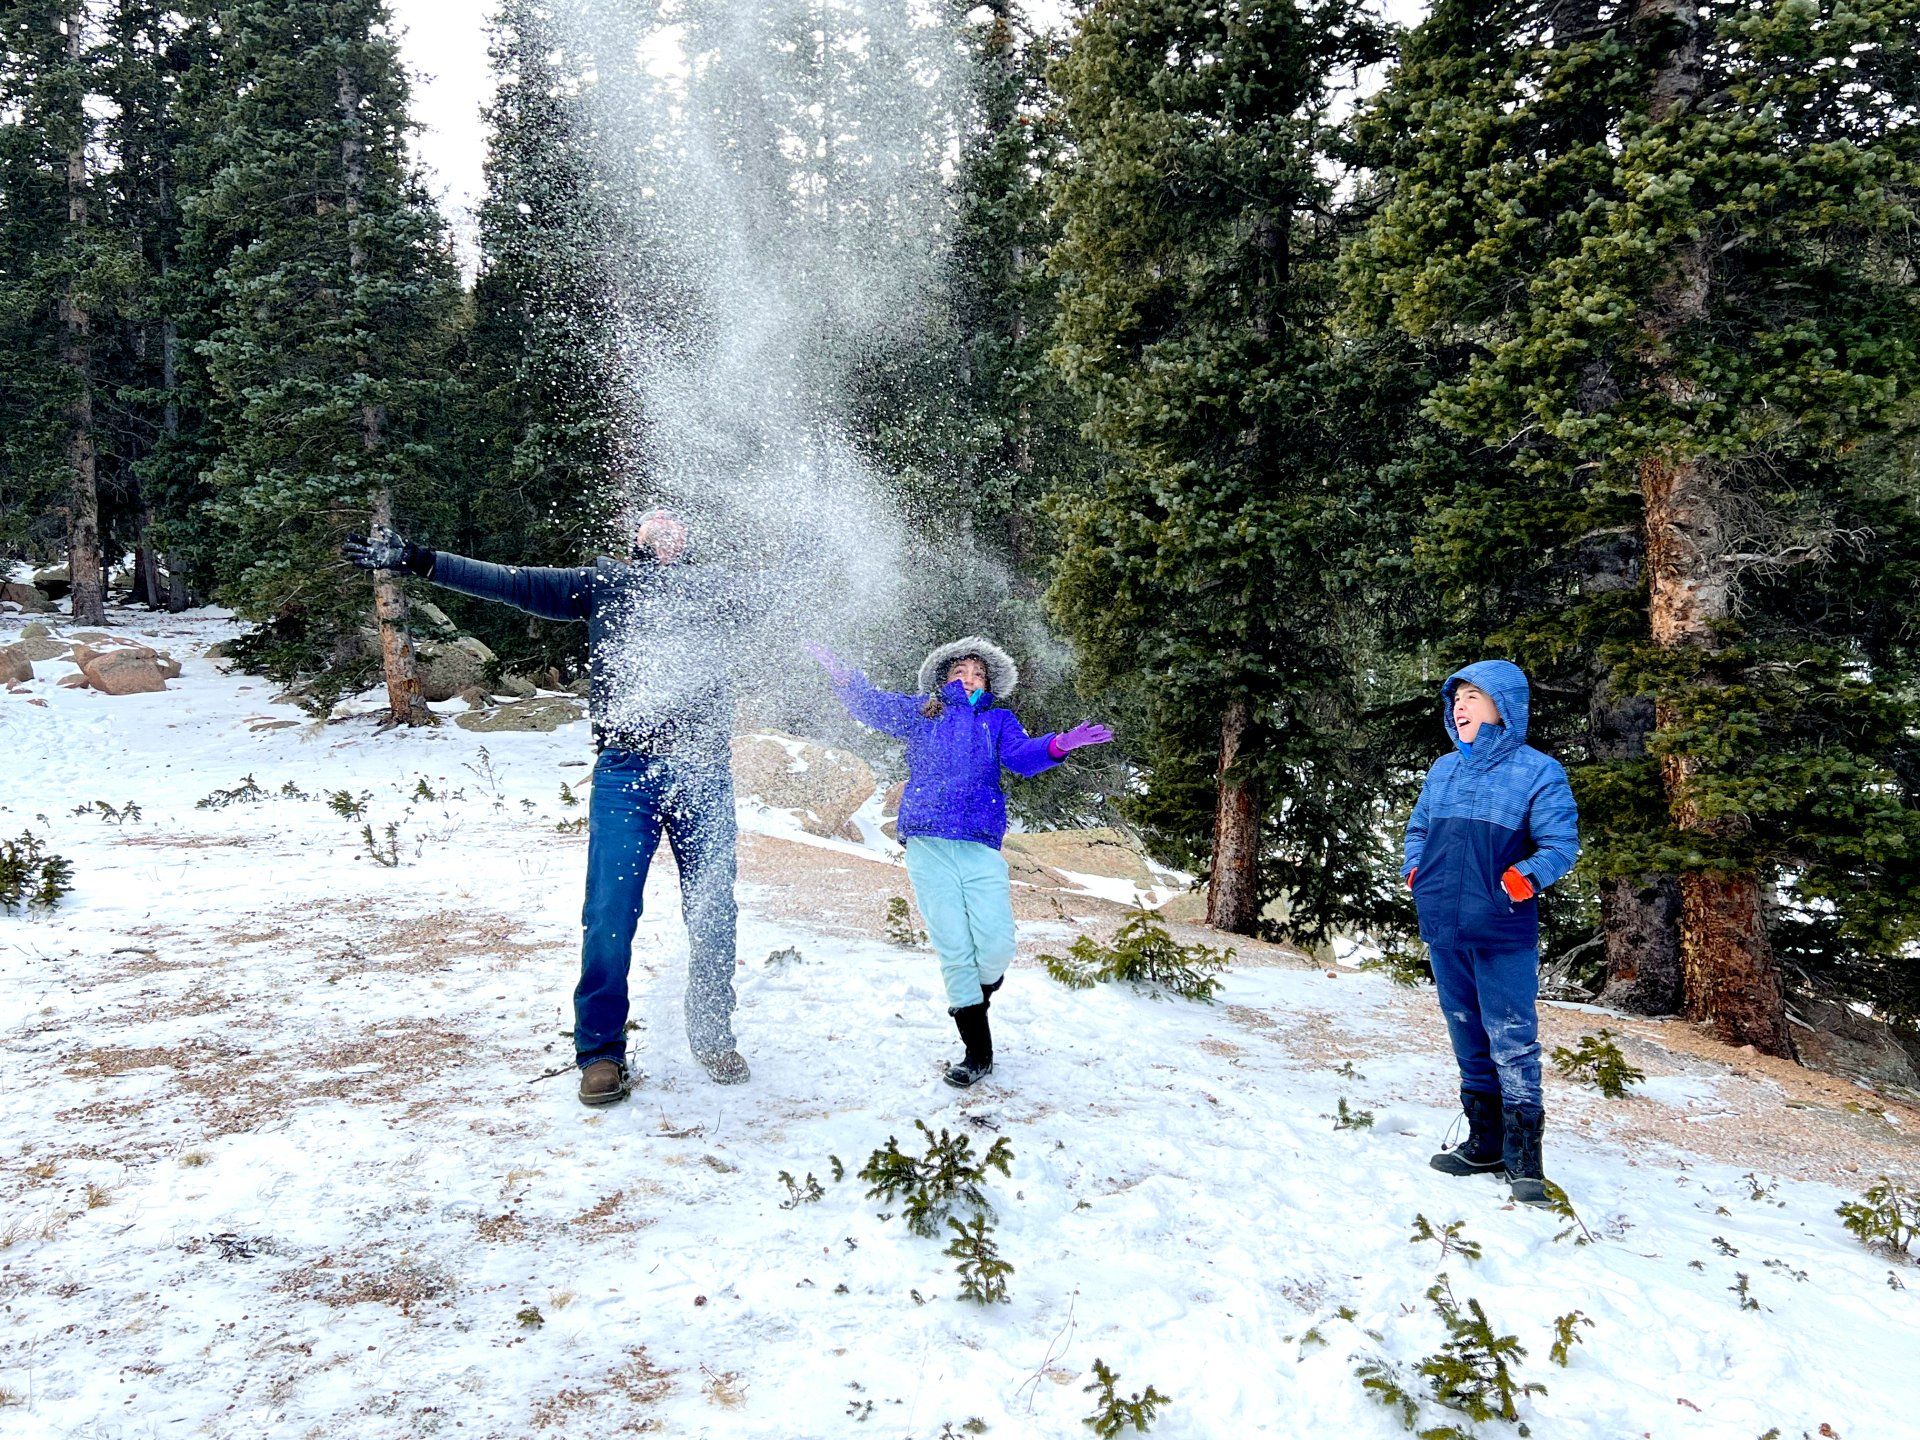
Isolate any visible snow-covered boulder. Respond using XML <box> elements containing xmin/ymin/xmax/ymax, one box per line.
<box><xmin>416</xmin><ymin>635</ymin><xmax>495</xmax><ymax>702</ymax></box>
<box><xmin>80</xmin><ymin>647</ymin><xmax>170</xmax><ymax>695</ymax></box>
<box><xmin>1</xmin><ymin>581</ymin><xmax>53</xmax><ymax>612</ymax></box>
<box><xmin>732</xmin><ymin>731</ymin><xmax>876</xmax><ymax>842</ymax></box>
<box><xmin>453</xmin><ymin>695</ymin><xmax>584</xmax><ymax>733</ymax></box>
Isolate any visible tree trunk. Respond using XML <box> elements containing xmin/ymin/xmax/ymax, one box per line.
<box><xmin>1206</xmin><ymin>696</ymin><xmax>1262</xmax><ymax>934</ymax></box>
<box><xmin>1588</xmin><ymin>670</ymin><xmax>1684</xmax><ymax>1013</ymax></box>
<box><xmin>1632</xmin><ymin>0</ymin><xmax>1789</xmax><ymax>1055</ymax></box>
<box><xmin>339</xmin><ymin>64</ymin><xmax>433</xmax><ymax>728</ymax></box>
<box><xmin>62</xmin><ymin>5</ymin><xmax>105</xmax><ymax>626</ymax></box>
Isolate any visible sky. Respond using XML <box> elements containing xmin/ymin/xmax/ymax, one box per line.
<box><xmin>388</xmin><ymin>0</ymin><xmax>1433</xmax><ymax>275</ymax></box>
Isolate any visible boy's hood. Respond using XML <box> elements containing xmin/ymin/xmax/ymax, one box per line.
<box><xmin>1442</xmin><ymin>659</ymin><xmax>1530</xmax><ymax>765</ymax></box>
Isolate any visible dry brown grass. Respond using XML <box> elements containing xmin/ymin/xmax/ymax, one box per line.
<box><xmin>274</xmin><ymin>1250</ymin><xmax>453</xmax><ymax>1317</ymax></box>
<box><xmin>530</xmin><ymin>1347</ymin><xmax>674</xmax><ymax>1432</ymax></box>
<box><xmin>567</xmin><ymin>1188</ymin><xmax>656</xmax><ymax>1236</ymax></box>
<box><xmin>700</xmin><ymin>1365</ymin><xmax>746</xmax><ymax>1409</ymax></box>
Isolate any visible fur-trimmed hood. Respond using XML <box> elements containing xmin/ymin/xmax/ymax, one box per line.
<box><xmin>917</xmin><ymin>636</ymin><xmax>1018</xmax><ymax>698</ymax></box>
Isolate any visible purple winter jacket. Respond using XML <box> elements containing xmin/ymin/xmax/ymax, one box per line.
<box><xmin>833</xmin><ymin>675</ymin><xmax>1061</xmax><ymax>849</ymax></box>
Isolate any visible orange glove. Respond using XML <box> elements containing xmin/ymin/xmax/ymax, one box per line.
<box><xmin>1406</xmin><ymin>868</ymin><xmax>1416</xmax><ymax>888</ymax></box>
<box><xmin>1501</xmin><ymin>867</ymin><xmax>1535</xmax><ymax>902</ymax></box>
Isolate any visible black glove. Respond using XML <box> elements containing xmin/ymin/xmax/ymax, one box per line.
<box><xmin>343</xmin><ymin>524</ymin><xmax>434</xmax><ymax>577</ymax></box>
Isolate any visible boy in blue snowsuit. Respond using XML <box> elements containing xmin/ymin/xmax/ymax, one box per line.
<box><xmin>1403</xmin><ymin>660</ymin><xmax>1580</xmax><ymax>1206</ymax></box>
<box><xmin>807</xmin><ymin>636</ymin><xmax>1112</xmax><ymax>1087</ymax></box>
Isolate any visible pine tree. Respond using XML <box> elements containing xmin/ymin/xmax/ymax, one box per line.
<box><xmin>183</xmin><ymin>0</ymin><xmax>461</xmax><ymax>718</ymax></box>
<box><xmin>1348</xmin><ymin>1</ymin><xmax>1920</xmax><ymax>1044</ymax></box>
<box><xmin>447</xmin><ymin>0</ymin><xmax>624</xmax><ymax>677</ymax></box>
<box><xmin>1045</xmin><ymin>0</ymin><xmax>1395</xmax><ymax>937</ymax></box>
<box><xmin>0</xmin><ymin>1</ymin><xmax>132</xmax><ymax>621</ymax></box>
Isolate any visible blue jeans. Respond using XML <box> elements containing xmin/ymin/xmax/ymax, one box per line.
<box><xmin>903</xmin><ymin>837</ymin><xmax>1016</xmax><ymax>1009</ymax></box>
<box><xmin>576</xmin><ymin>749</ymin><xmax>738</xmax><ymax>1068</ymax></box>
<box><xmin>1428</xmin><ymin>944</ymin><xmax>1542</xmax><ymax>1109</ymax></box>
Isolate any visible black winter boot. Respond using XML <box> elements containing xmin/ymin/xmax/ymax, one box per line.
<box><xmin>1429</xmin><ymin>1090</ymin><xmax>1505</xmax><ymax>1176</ymax></box>
<box><xmin>944</xmin><ymin>1003</ymin><xmax>993</xmax><ymax>1088</ymax></box>
<box><xmin>980</xmin><ymin>977</ymin><xmax>1004</xmax><ymax>1007</ymax></box>
<box><xmin>1502</xmin><ymin>1104</ymin><xmax>1552</xmax><ymax>1207</ymax></box>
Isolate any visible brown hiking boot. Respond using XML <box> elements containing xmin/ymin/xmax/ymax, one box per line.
<box><xmin>578</xmin><ymin>1060</ymin><xmax>631</xmax><ymax>1107</ymax></box>
<box><xmin>697</xmin><ymin>1049</ymin><xmax>750</xmax><ymax>1085</ymax></box>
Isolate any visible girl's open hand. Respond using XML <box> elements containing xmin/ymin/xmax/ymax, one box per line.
<box><xmin>1054</xmin><ymin>720</ymin><xmax>1113</xmax><ymax>754</ymax></box>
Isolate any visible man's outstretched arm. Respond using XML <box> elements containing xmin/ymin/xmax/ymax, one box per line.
<box><xmin>344</xmin><ymin>525</ymin><xmax>593</xmax><ymax>623</ymax></box>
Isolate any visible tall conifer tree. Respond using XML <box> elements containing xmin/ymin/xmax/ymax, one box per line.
<box><xmin>183</xmin><ymin>0</ymin><xmax>460</xmax><ymax>718</ymax></box>
<box><xmin>1348</xmin><ymin>0</ymin><xmax>1920</xmax><ymax>1045</ymax></box>
<box><xmin>1046</xmin><ymin>0</ymin><xmax>1394</xmax><ymax>938</ymax></box>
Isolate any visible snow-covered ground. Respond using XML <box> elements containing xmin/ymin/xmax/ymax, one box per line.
<box><xmin>3</xmin><ymin>608</ymin><xmax>1919</xmax><ymax>1439</ymax></box>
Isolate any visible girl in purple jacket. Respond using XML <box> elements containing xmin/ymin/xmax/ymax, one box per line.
<box><xmin>806</xmin><ymin>636</ymin><xmax>1113</xmax><ymax>1086</ymax></box>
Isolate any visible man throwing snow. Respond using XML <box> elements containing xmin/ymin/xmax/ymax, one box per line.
<box><xmin>345</xmin><ymin>510</ymin><xmax>782</xmax><ymax>1104</ymax></box>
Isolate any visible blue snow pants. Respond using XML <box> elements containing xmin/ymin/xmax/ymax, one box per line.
<box><xmin>575</xmin><ymin>749</ymin><xmax>738</xmax><ymax>1068</ymax></box>
<box><xmin>903</xmin><ymin>836</ymin><xmax>1016</xmax><ymax>1010</ymax></box>
<box><xmin>1428</xmin><ymin>944</ymin><xmax>1542</xmax><ymax>1109</ymax></box>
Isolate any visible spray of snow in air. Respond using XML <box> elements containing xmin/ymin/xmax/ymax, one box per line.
<box><xmin>541</xmin><ymin>0</ymin><xmax>1029</xmax><ymax>725</ymax></box>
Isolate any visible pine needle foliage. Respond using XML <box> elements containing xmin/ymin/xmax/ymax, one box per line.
<box><xmin>884</xmin><ymin>896</ymin><xmax>926</xmax><ymax>948</ymax></box>
<box><xmin>1081</xmin><ymin>1358</ymin><xmax>1170</xmax><ymax>1436</ymax></box>
<box><xmin>1548</xmin><ymin>1311</ymin><xmax>1592</xmax><ymax>1368</ymax></box>
<box><xmin>1409</xmin><ymin>1215</ymin><xmax>1482</xmax><ymax>1264</ymax></box>
<box><xmin>1040</xmin><ymin>911</ymin><xmax>1229</xmax><ymax>1002</ymax></box>
<box><xmin>0</xmin><ymin>833</ymin><xmax>72</xmax><ymax>912</ymax></box>
<box><xmin>1549</xmin><ymin>1031</ymin><xmax>1646</xmax><ymax>1100</ymax></box>
<box><xmin>943</xmin><ymin>1213</ymin><xmax>1013</xmax><ymax>1304</ymax></box>
<box><xmin>1418</xmin><ymin>1275</ymin><xmax>1544</xmax><ymax>1425</ymax></box>
<box><xmin>858</xmin><ymin>1121</ymin><xmax>1013</xmax><ymax>1239</ymax></box>
<box><xmin>1837</xmin><ymin>1177</ymin><xmax>1920</xmax><ymax>1258</ymax></box>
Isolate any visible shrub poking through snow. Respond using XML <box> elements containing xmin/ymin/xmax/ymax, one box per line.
<box><xmin>1081</xmin><ymin>1358</ymin><xmax>1170</xmax><ymax>1436</ymax></box>
<box><xmin>0</xmin><ymin>833</ymin><xmax>72</xmax><ymax>912</ymax></box>
<box><xmin>1410</xmin><ymin>1215</ymin><xmax>1482</xmax><ymax>1264</ymax></box>
<box><xmin>1330</xmin><ymin>1098</ymin><xmax>1375</xmax><ymax>1131</ymax></box>
<box><xmin>1549</xmin><ymin>1311</ymin><xmax>1592</xmax><ymax>1366</ymax></box>
<box><xmin>777</xmin><ymin>1170</ymin><xmax>824</xmax><ymax>1209</ymax></box>
<box><xmin>944</xmin><ymin>1214</ymin><xmax>1012</xmax><ymax>1304</ymax></box>
<box><xmin>73</xmin><ymin>800</ymin><xmax>139</xmax><ymax>824</ymax></box>
<box><xmin>359</xmin><ymin>822</ymin><xmax>401</xmax><ymax>867</ymax></box>
<box><xmin>196</xmin><ymin>774</ymin><xmax>266</xmax><ymax>809</ymax></box>
<box><xmin>1549</xmin><ymin>1030</ymin><xmax>1644</xmax><ymax>1099</ymax></box>
<box><xmin>1040</xmin><ymin>911</ymin><xmax>1230</xmax><ymax>1002</ymax></box>
<box><xmin>859</xmin><ymin>1121</ymin><xmax>1012</xmax><ymax>1239</ymax></box>
<box><xmin>327</xmin><ymin>789</ymin><xmax>369</xmax><ymax>820</ymax></box>
<box><xmin>884</xmin><ymin>896</ymin><xmax>925</xmax><ymax>947</ymax></box>
<box><xmin>1837</xmin><ymin>1177</ymin><xmax>1919</xmax><ymax>1258</ymax></box>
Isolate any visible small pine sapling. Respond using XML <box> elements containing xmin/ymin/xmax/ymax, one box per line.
<box><xmin>0</xmin><ymin>833</ymin><xmax>73</xmax><ymax>912</ymax></box>
<box><xmin>327</xmin><ymin>789</ymin><xmax>369</xmax><ymax>820</ymax></box>
<box><xmin>196</xmin><ymin>774</ymin><xmax>266</xmax><ymax>809</ymax></box>
<box><xmin>77</xmin><ymin>800</ymin><xmax>140</xmax><ymax>824</ymax></box>
<box><xmin>1418</xmin><ymin>1275</ymin><xmax>1545</xmax><ymax>1424</ymax></box>
<box><xmin>884</xmin><ymin>896</ymin><xmax>926</xmax><ymax>947</ymax></box>
<box><xmin>944</xmin><ymin>1213</ymin><xmax>1013</xmax><ymax>1304</ymax></box>
<box><xmin>1331</xmin><ymin>1098</ymin><xmax>1375</xmax><ymax>1131</ymax></box>
<box><xmin>1549</xmin><ymin>1030</ymin><xmax>1645</xmax><ymax>1099</ymax></box>
<box><xmin>411</xmin><ymin>777</ymin><xmax>437</xmax><ymax>802</ymax></box>
<box><xmin>1548</xmin><ymin>1310</ymin><xmax>1592</xmax><ymax>1367</ymax></box>
<box><xmin>559</xmin><ymin>782</ymin><xmax>580</xmax><ymax>807</ymax></box>
<box><xmin>279</xmin><ymin>781</ymin><xmax>309</xmax><ymax>799</ymax></box>
<box><xmin>858</xmin><ymin>1121</ymin><xmax>1013</xmax><ymax>1238</ymax></box>
<box><xmin>1836</xmin><ymin>1176</ymin><xmax>1919</xmax><ymax>1258</ymax></box>
<box><xmin>1729</xmin><ymin>1273</ymin><xmax>1761</xmax><ymax>1311</ymax></box>
<box><xmin>1040</xmin><ymin>911</ymin><xmax>1231</xmax><ymax>1002</ymax></box>
<box><xmin>1544</xmin><ymin>1183</ymin><xmax>1595</xmax><ymax>1245</ymax></box>
<box><xmin>556</xmin><ymin>816</ymin><xmax>587</xmax><ymax>834</ymax></box>
<box><xmin>1081</xmin><ymin>1359</ymin><xmax>1170</xmax><ymax>1436</ymax></box>
<box><xmin>359</xmin><ymin>822</ymin><xmax>401</xmax><ymax>867</ymax></box>
<box><xmin>1410</xmin><ymin>1215</ymin><xmax>1483</xmax><ymax>1263</ymax></box>
<box><xmin>778</xmin><ymin>1171</ymin><xmax>824</xmax><ymax>1209</ymax></box>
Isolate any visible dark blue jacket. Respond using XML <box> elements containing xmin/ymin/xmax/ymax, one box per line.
<box><xmin>428</xmin><ymin>551</ymin><xmax>781</xmax><ymax>761</ymax></box>
<box><xmin>833</xmin><ymin>675</ymin><xmax>1059</xmax><ymax>849</ymax></box>
<box><xmin>1402</xmin><ymin>660</ymin><xmax>1581</xmax><ymax>952</ymax></box>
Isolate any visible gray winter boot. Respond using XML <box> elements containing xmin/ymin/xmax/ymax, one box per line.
<box><xmin>697</xmin><ymin>1049</ymin><xmax>751</xmax><ymax>1085</ymax></box>
<box><xmin>1430</xmin><ymin>1090</ymin><xmax>1505</xmax><ymax>1176</ymax></box>
<box><xmin>1503</xmin><ymin>1105</ymin><xmax>1552</xmax><ymax>1207</ymax></box>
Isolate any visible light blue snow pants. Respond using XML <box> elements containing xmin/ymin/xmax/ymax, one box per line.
<box><xmin>903</xmin><ymin>837</ymin><xmax>1017</xmax><ymax>1010</ymax></box>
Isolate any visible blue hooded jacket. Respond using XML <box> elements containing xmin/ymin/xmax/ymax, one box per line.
<box><xmin>1402</xmin><ymin>660</ymin><xmax>1581</xmax><ymax>952</ymax></box>
<box><xmin>832</xmin><ymin>674</ymin><xmax>1059</xmax><ymax>849</ymax></box>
